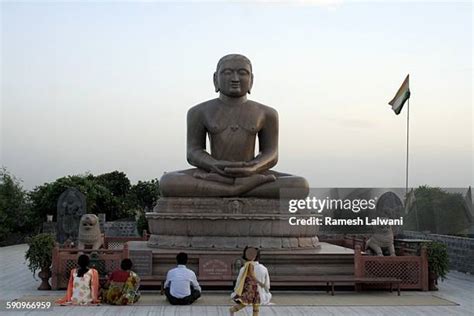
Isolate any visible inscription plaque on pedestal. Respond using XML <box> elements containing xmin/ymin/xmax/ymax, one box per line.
<box><xmin>129</xmin><ymin>250</ymin><xmax>153</xmax><ymax>276</ymax></box>
<box><xmin>199</xmin><ymin>257</ymin><xmax>232</xmax><ymax>280</ymax></box>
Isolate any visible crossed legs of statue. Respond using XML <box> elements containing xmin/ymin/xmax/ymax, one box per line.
<box><xmin>160</xmin><ymin>168</ymin><xmax>309</xmax><ymax>198</ymax></box>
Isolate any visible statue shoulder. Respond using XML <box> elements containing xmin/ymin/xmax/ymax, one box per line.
<box><xmin>187</xmin><ymin>99</ymin><xmax>217</xmax><ymax>121</ymax></box>
<box><xmin>247</xmin><ymin>100</ymin><xmax>278</xmax><ymax>118</ymax></box>
<box><xmin>187</xmin><ymin>99</ymin><xmax>218</xmax><ymax>116</ymax></box>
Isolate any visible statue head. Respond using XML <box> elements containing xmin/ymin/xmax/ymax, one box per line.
<box><xmin>79</xmin><ymin>214</ymin><xmax>99</xmax><ymax>232</ymax></box>
<box><xmin>214</xmin><ymin>54</ymin><xmax>253</xmax><ymax>97</ymax></box>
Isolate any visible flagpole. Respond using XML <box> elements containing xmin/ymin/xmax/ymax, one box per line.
<box><xmin>406</xmin><ymin>98</ymin><xmax>410</xmax><ymax>195</ymax></box>
<box><xmin>406</xmin><ymin>98</ymin><xmax>418</xmax><ymax>230</ymax></box>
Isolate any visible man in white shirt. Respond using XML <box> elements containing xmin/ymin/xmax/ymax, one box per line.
<box><xmin>164</xmin><ymin>252</ymin><xmax>201</xmax><ymax>305</ymax></box>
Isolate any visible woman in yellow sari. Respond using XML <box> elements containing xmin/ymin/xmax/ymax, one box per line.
<box><xmin>101</xmin><ymin>258</ymin><xmax>141</xmax><ymax>305</ymax></box>
<box><xmin>230</xmin><ymin>247</ymin><xmax>271</xmax><ymax>316</ymax></box>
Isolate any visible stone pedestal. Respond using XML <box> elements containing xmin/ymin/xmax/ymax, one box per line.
<box><xmin>146</xmin><ymin>197</ymin><xmax>321</xmax><ymax>250</ymax></box>
<box><xmin>128</xmin><ymin>241</ymin><xmax>355</xmax><ymax>286</ymax></box>
<box><xmin>142</xmin><ymin>197</ymin><xmax>354</xmax><ymax>286</ymax></box>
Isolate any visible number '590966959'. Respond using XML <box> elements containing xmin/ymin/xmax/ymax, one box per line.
<box><xmin>5</xmin><ymin>301</ymin><xmax>52</xmax><ymax>309</ymax></box>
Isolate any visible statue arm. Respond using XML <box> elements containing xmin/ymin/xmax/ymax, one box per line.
<box><xmin>251</xmin><ymin>108</ymin><xmax>279</xmax><ymax>172</ymax></box>
<box><xmin>186</xmin><ymin>107</ymin><xmax>216</xmax><ymax>172</ymax></box>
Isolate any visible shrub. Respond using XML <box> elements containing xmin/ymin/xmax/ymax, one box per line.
<box><xmin>25</xmin><ymin>233</ymin><xmax>56</xmax><ymax>278</ymax></box>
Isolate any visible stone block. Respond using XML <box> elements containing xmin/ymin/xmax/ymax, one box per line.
<box><xmin>147</xmin><ymin>197</ymin><xmax>321</xmax><ymax>250</ymax></box>
<box><xmin>261</xmin><ymin>237</ymin><xmax>282</xmax><ymax>249</ymax></box>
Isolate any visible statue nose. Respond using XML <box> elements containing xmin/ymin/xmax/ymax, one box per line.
<box><xmin>231</xmin><ymin>72</ymin><xmax>239</xmax><ymax>81</ymax></box>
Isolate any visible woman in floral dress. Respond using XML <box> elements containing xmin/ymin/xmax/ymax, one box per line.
<box><xmin>56</xmin><ymin>254</ymin><xmax>100</xmax><ymax>305</ymax></box>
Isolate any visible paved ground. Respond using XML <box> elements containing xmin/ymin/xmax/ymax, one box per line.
<box><xmin>1</xmin><ymin>244</ymin><xmax>473</xmax><ymax>315</ymax></box>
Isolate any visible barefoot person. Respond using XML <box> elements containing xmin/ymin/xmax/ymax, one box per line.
<box><xmin>101</xmin><ymin>258</ymin><xmax>141</xmax><ymax>305</ymax></box>
<box><xmin>56</xmin><ymin>254</ymin><xmax>100</xmax><ymax>305</ymax></box>
<box><xmin>164</xmin><ymin>252</ymin><xmax>201</xmax><ymax>305</ymax></box>
<box><xmin>230</xmin><ymin>247</ymin><xmax>272</xmax><ymax>316</ymax></box>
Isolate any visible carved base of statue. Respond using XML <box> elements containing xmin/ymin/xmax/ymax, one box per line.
<box><xmin>140</xmin><ymin>197</ymin><xmax>356</xmax><ymax>286</ymax></box>
<box><xmin>128</xmin><ymin>240</ymin><xmax>355</xmax><ymax>285</ymax></box>
<box><xmin>146</xmin><ymin>197</ymin><xmax>320</xmax><ymax>250</ymax></box>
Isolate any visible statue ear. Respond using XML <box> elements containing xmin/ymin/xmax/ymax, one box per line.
<box><xmin>248</xmin><ymin>73</ymin><xmax>254</xmax><ymax>94</ymax></box>
<box><xmin>213</xmin><ymin>72</ymin><xmax>219</xmax><ymax>93</ymax></box>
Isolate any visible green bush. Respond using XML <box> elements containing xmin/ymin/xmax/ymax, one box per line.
<box><xmin>25</xmin><ymin>233</ymin><xmax>56</xmax><ymax>278</ymax></box>
<box><xmin>427</xmin><ymin>241</ymin><xmax>449</xmax><ymax>280</ymax></box>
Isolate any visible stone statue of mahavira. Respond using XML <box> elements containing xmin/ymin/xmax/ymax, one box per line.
<box><xmin>160</xmin><ymin>54</ymin><xmax>309</xmax><ymax>198</ymax></box>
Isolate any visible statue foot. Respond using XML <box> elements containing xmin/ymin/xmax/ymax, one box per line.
<box><xmin>233</xmin><ymin>174</ymin><xmax>276</xmax><ymax>195</ymax></box>
<box><xmin>193</xmin><ymin>171</ymin><xmax>234</xmax><ymax>184</ymax></box>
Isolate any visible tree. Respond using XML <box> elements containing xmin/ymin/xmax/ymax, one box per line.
<box><xmin>29</xmin><ymin>173</ymin><xmax>130</xmax><ymax>222</ymax></box>
<box><xmin>0</xmin><ymin>168</ymin><xmax>162</xmax><ymax>244</ymax></box>
<box><xmin>128</xmin><ymin>179</ymin><xmax>160</xmax><ymax>235</ymax></box>
<box><xmin>0</xmin><ymin>168</ymin><xmax>34</xmax><ymax>243</ymax></box>
<box><xmin>405</xmin><ymin>186</ymin><xmax>470</xmax><ymax>234</ymax></box>
<box><xmin>95</xmin><ymin>171</ymin><xmax>131</xmax><ymax>198</ymax></box>
<box><xmin>129</xmin><ymin>179</ymin><xmax>160</xmax><ymax>210</ymax></box>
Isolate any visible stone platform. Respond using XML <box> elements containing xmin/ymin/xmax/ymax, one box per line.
<box><xmin>128</xmin><ymin>241</ymin><xmax>355</xmax><ymax>285</ymax></box>
<box><xmin>146</xmin><ymin>197</ymin><xmax>322</xmax><ymax>250</ymax></box>
<box><xmin>142</xmin><ymin>197</ymin><xmax>351</xmax><ymax>284</ymax></box>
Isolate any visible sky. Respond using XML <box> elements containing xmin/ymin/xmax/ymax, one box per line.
<box><xmin>1</xmin><ymin>0</ymin><xmax>472</xmax><ymax>190</ymax></box>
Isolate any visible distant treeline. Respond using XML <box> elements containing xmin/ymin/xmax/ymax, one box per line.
<box><xmin>0</xmin><ymin>168</ymin><xmax>159</xmax><ymax>245</ymax></box>
<box><xmin>404</xmin><ymin>186</ymin><xmax>472</xmax><ymax>235</ymax></box>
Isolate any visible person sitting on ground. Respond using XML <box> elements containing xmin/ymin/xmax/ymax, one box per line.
<box><xmin>164</xmin><ymin>252</ymin><xmax>201</xmax><ymax>305</ymax></box>
<box><xmin>230</xmin><ymin>247</ymin><xmax>272</xmax><ymax>316</ymax></box>
<box><xmin>56</xmin><ymin>254</ymin><xmax>100</xmax><ymax>305</ymax></box>
<box><xmin>101</xmin><ymin>258</ymin><xmax>141</xmax><ymax>305</ymax></box>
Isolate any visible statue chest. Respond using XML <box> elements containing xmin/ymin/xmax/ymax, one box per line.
<box><xmin>205</xmin><ymin>110</ymin><xmax>262</xmax><ymax>136</ymax></box>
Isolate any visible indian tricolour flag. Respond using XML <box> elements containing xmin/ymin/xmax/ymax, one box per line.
<box><xmin>388</xmin><ymin>74</ymin><xmax>411</xmax><ymax>115</ymax></box>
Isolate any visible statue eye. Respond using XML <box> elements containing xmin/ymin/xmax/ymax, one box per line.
<box><xmin>238</xmin><ymin>69</ymin><xmax>249</xmax><ymax>76</ymax></box>
<box><xmin>223</xmin><ymin>70</ymin><xmax>232</xmax><ymax>76</ymax></box>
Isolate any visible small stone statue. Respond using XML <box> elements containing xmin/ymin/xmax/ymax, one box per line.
<box><xmin>57</xmin><ymin>188</ymin><xmax>86</xmax><ymax>244</ymax></box>
<box><xmin>160</xmin><ymin>54</ymin><xmax>308</xmax><ymax>199</ymax></box>
<box><xmin>365</xmin><ymin>221</ymin><xmax>396</xmax><ymax>256</ymax></box>
<box><xmin>375</xmin><ymin>191</ymin><xmax>403</xmax><ymax>235</ymax></box>
<box><xmin>77</xmin><ymin>214</ymin><xmax>103</xmax><ymax>250</ymax></box>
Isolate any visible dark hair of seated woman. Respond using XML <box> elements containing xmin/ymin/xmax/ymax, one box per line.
<box><xmin>121</xmin><ymin>258</ymin><xmax>133</xmax><ymax>271</ymax></box>
<box><xmin>108</xmin><ymin>258</ymin><xmax>136</xmax><ymax>283</ymax></box>
<box><xmin>77</xmin><ymin>254</ymin><xmax>90</xmax><ymax>277</ymax></box>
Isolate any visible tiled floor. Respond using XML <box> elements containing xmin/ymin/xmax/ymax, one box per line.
<box><xmin>1</xmin><ymin>244</ymin><xmax>472</xmax><ymax>316</ymax></box>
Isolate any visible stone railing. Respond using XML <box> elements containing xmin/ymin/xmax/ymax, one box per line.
<box><xmin>354</xmin><ymin>245</ymin><xmax>429</xmax><ymax>291</ymax></box>
<box><xmin>104</xmin><ymin>221</ymin><xmax>139</xmax><ymax>237</ymax></box>
<box><xmin>51</xmin><ymin>245</ymin><xmax>129</xmax><ymax>290</ymax></box>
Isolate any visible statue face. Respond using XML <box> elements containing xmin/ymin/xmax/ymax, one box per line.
<box><xmin>214</xmin><ymin>58</ymin><xmax>253</xmax><ymax>97</ymax></box>
<box><xmin>80</xmin><ymin>214</ymin><xmax>98</xmax><ymax>231</ymax></box>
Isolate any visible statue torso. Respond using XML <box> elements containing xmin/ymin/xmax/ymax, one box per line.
<box><xmin>197</xmin><ymin>99</ymin><xmax>269</xmax><ymax>162</ymax></box>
